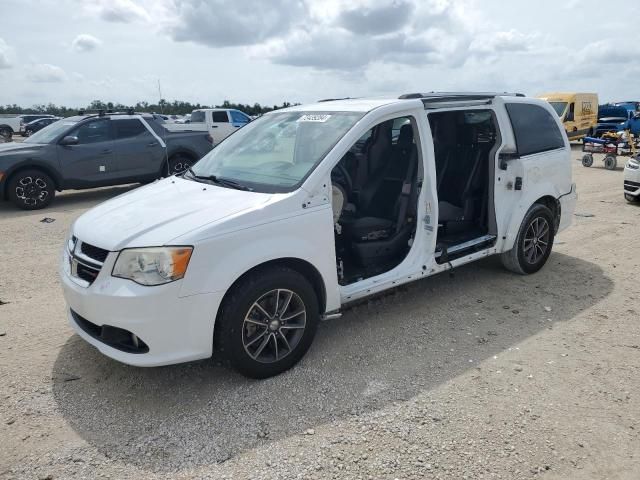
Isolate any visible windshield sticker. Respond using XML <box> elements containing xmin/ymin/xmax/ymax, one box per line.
<box><xmin>298</xmin><ymin>114</ymin><xmax>332</xmax><ymax>123</ymax></box>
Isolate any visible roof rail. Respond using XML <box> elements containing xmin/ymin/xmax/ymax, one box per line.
<box><xmin>317</xmin><ymin>97</ymin><xmax>353</xmax><ymax>103</ymax></box>
<box><xmin>399</xmin><ymin>91</ymin><xmax>525</xmax><ymax>101</ymax></box>
<box><xmin>78</xmin><ymin>108</ymin><xmax>137</xmax><ymax>118</ymax></box>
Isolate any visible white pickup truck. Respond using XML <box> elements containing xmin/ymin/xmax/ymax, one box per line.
<box><xmin>0</xmin><ymin>114</ymin><xmax>56</xmax><ymax>138</ymax></box>
<box><xmin>165</xmin><ymin>108</ymin><xmax>251</xmax><ymax>144</ymax></box>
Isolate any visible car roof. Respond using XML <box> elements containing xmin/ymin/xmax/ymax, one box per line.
<box><xmin>281</xmin><ymin>92</ymin><xmax>527</xmax><ymax>113</ymax></box>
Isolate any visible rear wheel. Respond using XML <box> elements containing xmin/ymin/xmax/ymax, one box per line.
<box><xmin>625</xmin><ymin>193</ymin><xmax>639</xmax><ymax>203</ymax></box>
<box><xmin>166</xmin><ymin>154</ymin><xmax>194</xmax><ymax>176</ymax></box>
<box><xmin>581</xmin><ymin>154</ymin><xmax>593</xmax><ymax>167</ymax></box>
<box><xmin>7</xmin><ymin>169</ymin><xmax>55</xmax><ymax>210</ymax></box>
<box><xmin>216</xmin><ymin>267</ymin><xmax>320</xmax><ymax>378</ymax></box>
<box><xmin>501</xmin><ymin>204</ymin><xmax>555</xmax><ymax>275</ymax></box>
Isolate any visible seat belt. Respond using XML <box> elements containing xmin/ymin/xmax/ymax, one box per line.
<box><xmin>395</xmin><ymin>146</ymin><xmax>418</xmax><ymax>234</ymax></box>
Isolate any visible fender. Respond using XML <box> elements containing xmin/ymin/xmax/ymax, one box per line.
<box><xmin>500</xmin><ymin>181</ymin><xmax>563</xmax><ymax>252</ymax></box>
<box><xmin>177</xmin><ymin>205</ymin><xmax>340</xmax><ymax>314</ymax></box>
<box><xmin>1</xmin><ymin>159</ymin><xmax>64</xmax><ymax>198</ymax></box>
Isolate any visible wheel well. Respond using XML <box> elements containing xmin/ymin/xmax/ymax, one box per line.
<box><xmin>535</xmin><ymin>195</ymin><xmax>561</xmax><ymax>232</ymax></box>
<box><xmin>0</xmin><ymin>124</ymin><xmax>14</xmax><ymax>133</ymax></box>
<box><xmin>222</xmin><ymin>258</ymin><xmax>327</xmax><ymax>314</ymax></box>
<box><xmin>168</xmin><ymin>150</ymin><xmax>196</xmax><ymax>162</ymax></box>
<box><xmin>4</xmin><ymin>165</ymin><xmax>60</xmax><ymax>200</ymax></box>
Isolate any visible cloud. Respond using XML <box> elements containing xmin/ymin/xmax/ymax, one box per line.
<box><xmin>167</xmin><ymin>0</ymin><xmax>307</xmax><ymax>47</ymax></box>
<box><xmin>0</xmin><ymin>38</ymin><xmax>12</xmax><ymax>69</ymax></box>
<box><xmin>338</xmin><ymin>0</ymin><xmax>414</xmax><ymax>35</ymax></box>
<box><xmin>470</xmin><ymin>29</ymin><xmax>537</xmax><ymax>56</ymax></box>
<box><xmin>89</xmin><ymin>0</ymin><xmax>150</xmax><ymax>23</ymax></box>
<box><xmin>72</xmin><ymin>34</ymin><xmax>102</xmax><ymax>53</ymax></box>
<box><xmin>27</xmin><ymin>64</ymin><xmax>67</xmax><ymax>83</ymax></box>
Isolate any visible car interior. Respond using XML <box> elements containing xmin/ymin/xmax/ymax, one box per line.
<box><xmin>331</xmin><ymin>116</ymin><xmax>421</xmax><ymax>285</ymax></box>
<box><xmin>331</xmin><ymin>110</ymin><xmax>500</xmax><ymax>285</ymax></box>
<box><xmin>430</xmin><ymin>109</ymin><xmax>499</xmax><ymax>264</ymax></box>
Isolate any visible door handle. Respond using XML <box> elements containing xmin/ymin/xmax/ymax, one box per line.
<box><xmin>101</xmin><ymin>149</ymin><xmax>112</xmax><ymax>155</ymax></box>
<box><xmin>147</xmin><ymin>142</ymin><xmax>158</xmax><ymax>147</ymax></box>
<box><xmin>211</xmin><ymin>125</ymin><xmax>218</xmax><ymax>128</ymax></box>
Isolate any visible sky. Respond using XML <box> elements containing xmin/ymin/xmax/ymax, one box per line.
<box><xmin>0</xmin><ymin>0</ymin><xmax>637</xmax><ymax>109</ymax></box>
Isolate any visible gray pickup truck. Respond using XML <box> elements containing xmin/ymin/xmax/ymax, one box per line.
<box><xmin>0</xmin><ymin>112</ymin><xmax>213</xmax><ymax>209</ymax></box>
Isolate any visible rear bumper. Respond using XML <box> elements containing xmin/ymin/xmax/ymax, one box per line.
<box><xmin>558</xmin><ymin>183</ymin><xmax>577</xmax><ymax>232</ymax></box>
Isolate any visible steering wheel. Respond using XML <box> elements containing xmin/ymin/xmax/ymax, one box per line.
<box><xmin>331</xmin><ymin>162</ymin><xmax>352</xmax><ymax>194</ymax></box>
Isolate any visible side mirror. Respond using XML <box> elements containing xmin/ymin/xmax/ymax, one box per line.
<box><xmin>60</xmin><ymin>135</ymin><xmax>79</xmax><ymax>146</ymax></box>
<box><xmin>565</xmin><ymin>113</ymin><xmax>574</xmax><ymax>122</ymax></box>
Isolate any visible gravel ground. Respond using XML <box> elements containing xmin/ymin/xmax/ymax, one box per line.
<box><xmin>1</xmin><ymin>147</ymin><xmax>639</xmax><ymax>479</ymax></box>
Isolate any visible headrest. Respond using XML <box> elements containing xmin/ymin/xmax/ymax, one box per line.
<box><xmin>397</xmin><ymin>124</ymin><xmax>414</xmax><ymax>149</ymax></box>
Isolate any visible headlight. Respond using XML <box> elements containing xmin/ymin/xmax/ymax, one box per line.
<box><xmin>112</xmin><ymin>247</ymin><xmax>193</xmax><ymax>286</ymax></box>
<box><xmin>67</xmin><ymin>234</ymin><xmax>77</xmax><ymax>253</ymax></box>
<box><xmin>627</xmin><ymin>158</ymin><xmax>640</xmax><ymax>169</ymax></box>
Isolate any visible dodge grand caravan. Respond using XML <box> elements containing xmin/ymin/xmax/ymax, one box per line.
<box><xmin>60</xmin><ymin>93</ymin><xmax>577</xmax><ymax>378</ymax></box>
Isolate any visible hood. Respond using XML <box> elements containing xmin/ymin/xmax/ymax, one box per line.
<box><xmin>0</xmin><ymin>142</ymin><xmax>46</xmax><ymax>155</ymax></box>
<box><xmin>73</xmin><ymin>177</ymin><xmax>273</xmax><ymax>250</ymax></box>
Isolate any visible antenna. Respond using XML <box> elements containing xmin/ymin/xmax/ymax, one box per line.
<box><xmin>157</xmin><ymin>79</ymin><xmax>163</xmax><ymax>114</ymax></box>
<box><xmin>157</xmin><ymin>78</ymin><xmax>170</xmax><ymax>176</ymax></box>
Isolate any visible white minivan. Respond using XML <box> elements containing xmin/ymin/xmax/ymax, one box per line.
<box><xmin>60</xmin><ymin>93</ymin><xmax>577</xmax><ymax>378</ymax></box>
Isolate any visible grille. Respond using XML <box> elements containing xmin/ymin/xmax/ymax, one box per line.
<box><xmin>80</xmin><ymin>242</ymin><xmax>109</xmax><ymax>263</ymax></box>
<box><xmin>624</xmin><ymin>180</ymin><xmax>640</xmax><ymax>192</ymax></box>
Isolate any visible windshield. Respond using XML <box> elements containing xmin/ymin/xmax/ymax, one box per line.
<box><xmin>191</xmin><ymin>111</ymin><xmax>363</xmax><ymax>193</ymax></box>
<box><xmin>24</xmin><ymin>119</ymin><xmax>76</xmax><ymax>144</ymax></box>
<box><xmin>549</xmin><ymin>102</ymin><xmax>568</xmax><ymax>117</ymax></box>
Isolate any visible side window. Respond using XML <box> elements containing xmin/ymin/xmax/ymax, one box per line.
<box><xmin>505</xmin><ymin>103</ymin><xmax>565</xmax><ymax>156</ymax></box>
<box><xmin>230</xmin><ymin>110</ymin><xmax>250</xmax><ymax>124</ymax></box>
<box><xmin>212</xmin><ymin>111</ymin><xmax>229</xmax><ymax>123</ymax></box>
<box><xmin>113</xmin><ymin>119</ymin><xmax>151</xmax><ymax>140</ymax></box>
<box><xmin>190</xmin><ymin>111</ymin><xmax>206</xmax><ymax>123</ymax></box>
<box><xmin>69</xmin><ymin>119</ymin><xmax>111</xmax><ymax>144</ymax></box>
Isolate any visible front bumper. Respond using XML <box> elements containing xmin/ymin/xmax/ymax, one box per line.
<box><xmin>60</xmin><ymin>248</ymin><xmax>223</xmax><ymax>367</ymax></box>
<box><xmin>624</xmin><ymin>162</ymin><xmax>640</xmax><ymax>198</ymax></box>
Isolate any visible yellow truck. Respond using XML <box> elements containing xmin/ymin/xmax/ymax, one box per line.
<box><xmin>537</xmin><ymin>92</ymin><xmax>598</xmax><ymax>140</ymax></box>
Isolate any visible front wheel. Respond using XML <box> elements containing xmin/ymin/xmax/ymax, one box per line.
<box><xmin>501</xmin><ymin>204</ymin><xmax>555</xmax><ymax>275</ymax></box>
<box><xmin>581</xmin><ymin>154</ymin><xmax>593</xmax><ymax>167</ymax></box>
<box><xmin>0</xmin><ymin>126</ymin><xmax>11</xmax><ymax>140</ymax></box>
<box><xmin>7</xmin><ymin>169</ymin><xmax>56</xmax><ymax>210</ymax></box>
<box><xmin>216</xmin><ymin>267</ymin><xmax>320</xmax><ymax>378</ymax></box>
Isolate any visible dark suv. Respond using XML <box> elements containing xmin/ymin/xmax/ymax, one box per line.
<box><xmin>0</xmin><ymin>112</ymin><xmax>213</xmax><ymax>209</ymax></box>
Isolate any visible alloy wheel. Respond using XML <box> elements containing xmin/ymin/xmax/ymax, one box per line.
<box><xmin>523</xmin><ymin>217</ymin><xmax>550</xmax><ymax>264</ymax></box>
<box><xmin>15</xmin><ymin>176</ymin><xmax>49</xmax><ymax>206</ymax></box>
<box><xmin>242</xmin><ymin>288</ymin><xmax>307</xmax><ymax>364</ymax></box>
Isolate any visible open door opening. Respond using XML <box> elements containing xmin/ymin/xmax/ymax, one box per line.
<box><xmin>331</xmin><ymin>116</ymin><xmax>422</xmax><ymax>285</ymax></box>
<box><xmin>429</xmin><ymin>110</ymin><xmax>499</xmax><ymax>263</ymax></box>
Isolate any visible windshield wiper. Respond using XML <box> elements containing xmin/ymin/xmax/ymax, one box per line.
<box><xmin>183</xmin><ymin>166</ymin><xmax>253</xmax><ymax>191</ymax></box>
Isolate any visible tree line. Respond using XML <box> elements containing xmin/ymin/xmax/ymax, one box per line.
<box><xmin>0</xmin><ymin>99</ymin><xmax>298</xmax><ymax>117</ymax></box>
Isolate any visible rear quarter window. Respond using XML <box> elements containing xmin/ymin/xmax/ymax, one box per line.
<box><xmin>506</xmin><ymin>103</ymin><xmax>565</xmax><ymax>156</ymax></box>
<box><xmin>212</xmin><ymin>111</ymin><xmax>229</xmax><ymax>123</ymax></box>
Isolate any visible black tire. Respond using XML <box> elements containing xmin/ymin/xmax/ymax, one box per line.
<box><xmin>604</xmin><ymin>155</ymin><xmax>617</xmax><ymax>170</ymax></box>
<box><xmin>0</xmin><ymin>126</ymin><xmax>12</xmax><ymax>140</ymax></box>
<box><xmin>581</xmin><ymin>154</ymin><xmax>593</xmax><ymax>167</ymax></box>
<box><xmin>501</xmin><ymin>204</ymin><xmax>555</xmax><ymax>275</ymax></box>
<box><xmin>25</xmin><ymin>129</ymin><xmax>33</xmax><ymax>137</ymax></box>
<box><xmin>7</xmin><ymin>169</ymin><xmax>56</xmax><ymax>210</ymax></box>
<box><xmin>625</xmin><ymin>193</ymin><xmax>638</xmax><ymax>203</ymax></box>
<box><xmin>216</xmin><ymin>266</ymin><xmax>320</xmax><ymax>379</ymax></box>
<box><xmin>166</xmin><ymin>154</ymin><xmax>194</xmax><ymax>176</ymax></box>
